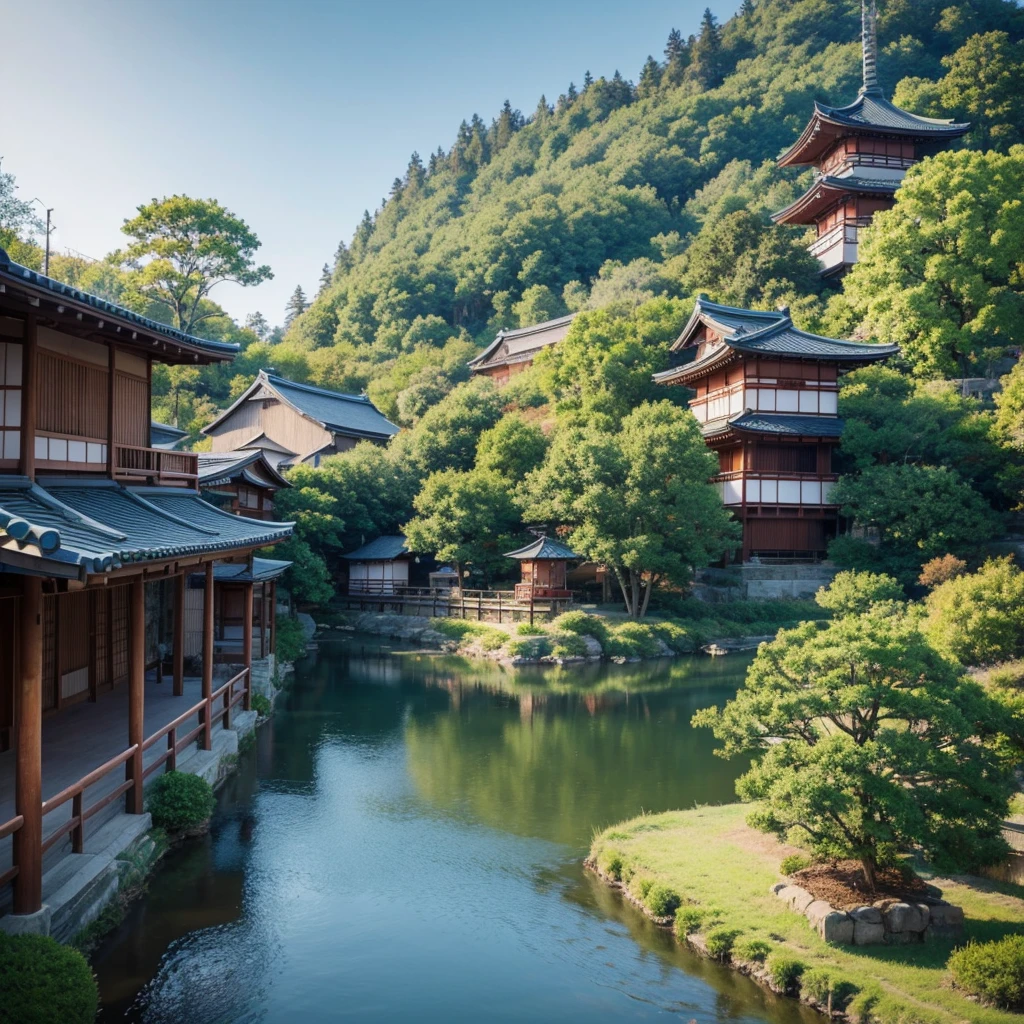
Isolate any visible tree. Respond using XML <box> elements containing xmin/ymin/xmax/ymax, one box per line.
<box><xmin>403</xmin><ymin>468</ymin><xmax>523</xmax><ymax>585</ymax></box>
<box><xmin>244</xmin><ymin>311</ymin><xmax>270</xmax><ymax>341</ymax></box>
<box><xmin>120</xmin><ymin>195</ymin><xmax>271</xmax><ymax>336</ymax></box>
<box><xmin>740</xmin><ymin>0</ymin><xmax>755</xmax><ymax>16</ymax></box>
<box><xmin>475</xmin><ymin>415</ymin><xmax>548</xmax><ymax>482</ymax></box>
<box><xmin>919</xmin><ymin>554</ymin><xmax>967</xmax><ymax>588</ymax></box>
<box><xmin>924</xmin><ymin>557</ymin><xmax>1024</xmax><ymax>666</ymax></box>
<box><xmin>284</xmin><ymin>285</ymin><xmax>308</xmax><ymax>327</ymax></box>
<box><xmin>637</xmin><ymin>56</ymin><xmax>662</xmax><ymax>99</ymax></box>
<box><xmin>318</xmin><ymin>263</ymin><xmax>332</xmax><ymax>293</ymax></box>
<box><xmin>694</xmin><ymin>608</ymin><xmax>1018</xmax><ymax>886</ymax></box>
<box><xmin>814</xmin><ymin>570</ymin><xmax>903</xmax><ymax>616</ymax></box>
<box><xmin>689</xmin><ymin>8</ymin><xmax>724</xmax><ymax>89</ymax></box>
<box><xmin>522</xmin><ymin>401</ymin><xmax>740</xmax><ymax>617</ymax></box>
<box><xmin>841</xmin><ymin>148</ymin><xmax>1024</xmax><ymax>378</ymax></box>
<box><xmin>663</xmin><ymin>29</ymin><xmax>688</xmax><ymax>86</ymax></box>
<box><xmin>0</xmin><ymin>159</ymin><xmax>42</xmax><ymax>240</ymax></box>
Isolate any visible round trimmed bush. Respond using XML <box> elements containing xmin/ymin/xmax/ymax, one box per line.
<box><xmin>705</xmin><ymin>927</ymin><xmax>741</xmax><ymax>961</ymax></box>
<box><xmin>780</xmin><ymin>853</ymin><xmax>812</xmax><ymax>876</ymax></box>
<box><xmin>147</xmin><ymin>770</ymin><xmax>215</xmax><ymax>834</ymax></box>
<box><xmin>644</xmin><ymin>883</ymin><xmax>682</xmax><ymax>917</ymax></box>
<box><xmin>767</xmin><ymin>953</ymin><xmax>806</xmax><ymax>993</ymax></box>
<box><xmin>675</xmin><ymin>905</ymin><xmax>705</xmax><ymax>936</ymax></box>
<box><xmin>949</xmin><ymin>935</ymin><xmax>1024</xmax><ymax>1009</ymax></box>
<box><xmin>735</xmin><ymin>938</ymin><xmax>772</xmax><ymax>963</ymax></box>
<box><xmin>0</xmin><ymin>932</ymin><xmax>98</xmax><ymax>1024</ymax></box>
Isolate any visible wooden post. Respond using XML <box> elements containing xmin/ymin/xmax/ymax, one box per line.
<box><xmin>106</xmin><ymin>345</ymin><xmax>116</xmax><ymax>477</ymax></box>
<box><xmin>259</xmin><ymin>582</ymin><xmax>268</xmax><ymax>659</ymax></box>
<box><xmin>202</xmin><ymin>562</ymin><xmax>214</xmax><ymax>749</ymax></box>
<box><xmin>269</xmin><ymin>581</ymin><xmax>277</xmax><ymax>655</ymax></box>
<box><xmin>243</xmin><ymin>582</ymin><xmax>254</xmax><ymax>712</ymax></box>
<box><xmin>14</xmin><ymin>575</ymin><xmax>43</xmax><ymax>915</ymax></box>
<box><xmin>173</xmin><ymin>573</ymin><xmax>185</xmax><ymax>697</ymax></box>
<box><xmin>127</xmin><ymin>576</ymin><xmax>145</xmax><ymax>814</ymax></box>
<box><xmin>19</xmin><ymin>313</ymin><xmax>37</xmax><ymax>480</ymax></box>
<box><xmin>88</xmin><ymin>590</ymin><xmax>97</xmax><ymax>703</ymax></box>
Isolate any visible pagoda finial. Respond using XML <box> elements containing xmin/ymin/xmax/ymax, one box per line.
<box><xmin>860</xmin><ymin>0</ymin><xmax>882</xmax><ymax>96</ymax></box>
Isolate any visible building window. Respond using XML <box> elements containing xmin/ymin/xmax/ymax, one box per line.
<box><xmin>0</xmin><ymin>342</ymin><xmax>22</xmax><ymax>462</ymax></box>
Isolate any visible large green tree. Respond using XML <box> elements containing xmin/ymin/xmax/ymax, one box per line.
<box><xmin>522</xmin><ymin>401</ymin><xmax>739</xmax><ymax>617</ymax></box>
<box><xmin>121</xmin><ymin>195</ymin><xmax>272</xmax><ymax>335</ymax></box>
<box><xmin>694</xmin><ymin>608</ymin><xmax>1019</xmax><ymax>886</ymax></box>
<box><xmin>841</xmin><ymin>148</ymin><xmax>1024</xmax><ymax>378</ymax></box>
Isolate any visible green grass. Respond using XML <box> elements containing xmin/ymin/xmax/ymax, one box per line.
<box><xmin>590</xmin><ymin>804</ymin><xmax>1024</xmax><ymax>1024</ymax></box>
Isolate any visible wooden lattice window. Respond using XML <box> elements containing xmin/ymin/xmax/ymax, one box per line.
<box><xmin>110</xmin><ymin>586</ymin><xmax>130</xmax><ymax>686</ymax></box>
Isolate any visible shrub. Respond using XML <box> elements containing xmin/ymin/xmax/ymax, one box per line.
<box><xmin>735</xmin><ymin>938</ymin><xmax>772</xmax><ymax>963</ymax></box>
<box><xmin>147</xmin><ymin>771</ymin><xmax>215</xmax><ymax>833</ymax></box>
<box><xmin>815</xmin><ymin>570</ymin><xmax>903</xmax><ymax>616</ymax></box>
<box><xmin>515</xmin><ymin>621</ymin><xmax>547</xmax><ymax>636</ymax></box>
<box><xmin>605</xmin><ymin>622</ymin><xmax>662</xmax><ymax>658</ymax></box>
<box><xmin>506</xmin><ymin>636</ymin><xmax>552</xmax><ymax>659</ymax></box>
<box><xmin>633</xmin><ymin>876</ymin><xmax>655</xmax><ymax>900</ymax></box>
<box><xmin>550</xmin><ymin>611</ymin><xmax>609</xmax><ymax>645</ymax></box>
<box><xmin>478</xmin><ymin>630</ymin><xmax>510</xmax><ymax>651</ymax></box>
<box><xmin>705</xmin><ymin>927</ymin><xmax>741</xmax><ymax>961</ymax></box>
<box><xmin>802</xmin><ymin>968</ymin><xmax>859</xmax><ymax>1010</ymax></box>
<box><xmin>919</xmin><ymin>554</ymin><xmax>967</xmax><ymax>588</ymax></box>
<box><xmin>644</xmin><ymin>884</ymin><xmax>682</xmax><ymax>917</ymax></box>
<box><xmin>675</xmin><ymin>905</ymin><xmax>705</xmax><ymax>936</ymax></box>
<box><xmin>598</xmin><ymin>850</ymin><xmax>624</xmax><ymax>881</ymax></box>
<box><xmin>650</xmin><ymin>620</ymin><xmax>695</xmax><ymax>654</ymax></box>
<box><xmin>780</xmin><ymin>853</ymin><xmax>812</xmax><ymax>875</ymax></box>
<box><xmin>550</xmin><ymin>632</ymin><xmax>589</xmax><ymax>658</ymax></box>
<box><xmin>948</xmin><ymin>935</ymin><xmax>1024</xmax><ymax>1009</ymax></box>
<box><xmin>250</xmin><ymin>692</ymin><xmax>272</xmax><ymax>717</ymax></box>
<box><xmin>430</xmin><ymin>618</ymin><xmax>493</xmax><ymax>640</ymax></box>
<box><xmin>846</xmin><ymin>984</ymin><xmax>882</xmax><ymax>1024</ymax></box>
<box><xmin>0</xmin><ymin>932</ymin><xmax>98</xmax><ymax>1024</ymax></box>
<box><xmin>274</xmin><ymin>614</ymin><xmax>308</xmax><ymax>663</ymax></box>
<box><xmin>766</xmin><ymin>954</ymin><xmax>806</xmax><ymax>992</ymax></box>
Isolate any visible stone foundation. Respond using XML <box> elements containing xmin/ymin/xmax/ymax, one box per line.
<box><xmin>695</xmin><ymin>564</ymin><xmax>838</xmax><ymax>602</ymax></box>
<box><xmin>771</xmin><ymin>882</ymin><xmax>964</xmax><ymax>945</ymax></box>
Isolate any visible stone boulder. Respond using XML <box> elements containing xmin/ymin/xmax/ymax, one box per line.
<box><xmin>884</xmin><ymin>902</ymin><xmax>928</xmax><ymax>934</ymax></box>
<box><xmin>850</xmin><ymin>906</ymin><xmax>885</xmax><ymax>945</ymax></box>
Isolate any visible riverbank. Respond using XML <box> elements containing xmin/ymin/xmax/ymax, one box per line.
<box><xmin>588</xmin><ymin>804</ymin><xmax>1024</xmax><ymax>1024</ymax></box>
<box><xmin>317</xmin><ymin>601</ymin><xmax>823</xmax><ymax>665</ymax></box>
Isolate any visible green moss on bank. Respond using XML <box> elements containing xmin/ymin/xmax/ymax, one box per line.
<box><xmin>590</xmin><ymin>804</ymin><xmax>1024</xmax><ymax>1024</ymax></box>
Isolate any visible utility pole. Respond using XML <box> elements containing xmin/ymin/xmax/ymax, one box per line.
<box><xmin>29</xmin><ymin>199</ymin><xmax>55</xmax><ymax>276</ymax></box>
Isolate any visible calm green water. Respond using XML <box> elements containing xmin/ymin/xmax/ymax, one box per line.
<box><xmin>92</xmin><ymin>636</ymin><xmax>818</xmax><ymax>1024</ymax></box>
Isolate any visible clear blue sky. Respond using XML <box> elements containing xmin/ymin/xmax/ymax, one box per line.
<box><xmin>1</xmin><ymin>0</ymin><xmax>738</xmax><ymax>328</ymax></box>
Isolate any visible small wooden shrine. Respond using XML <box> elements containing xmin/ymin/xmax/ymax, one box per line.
<box><xmin>505</xmin><ymin>535</ymin><xmax>580</xmax><ymax>601</ymax></box>
<box><xmin>772</xmin><ymin>0</ymin><xmax>969</xmax><ymax>276</ymax></box>
<box><xmin>468</xmin><ymin>315</ymin><xmax>576</xmax><ymax>386</ymax></box>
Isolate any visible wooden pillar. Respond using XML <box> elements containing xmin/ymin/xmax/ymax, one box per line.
<box><xmin>106</xmin><ymin>346</ymin><xmax>116</xmax><ymax>477</ymax></box>
<box><xmin>87</xmin><ymin>590</ymin><xmax>97</xmax><ymax>702</ymax></box>
<box><xmin>202</xmin><ymin>563</ymin><xmax>214</xmax><ymax>749</ymax></box>
<box><xmin>269</xmin><ymin>581</ymin><xmax>277</xmax><ymax>655</ymax></box>
<box><xmin>242</xmin><ymin>582</ymin><xmax>254</xmax><ymax>712</ymax></box>
<box><xmin>14</xmin><ymin>576</ymin><xmax>43</xmax><ymax>915</ymax></box>
<box><xmin>259</xmin><ymin>582</ymin><xmax>268</xmax><ymax>659</ymax></box>
<box><xmin>127</xmin><ymin>576</ymin><xmax>145</xmax><ymax>814</ymax></box>
<box><xmin>19</xmin><ymin>313</ymin><xmax>37</xmax><ymax>480</ymax></box>
<box><xmin>173</xmin><ymin>573</ymin><xmax>185</xmax><ymax>697</ymax></box>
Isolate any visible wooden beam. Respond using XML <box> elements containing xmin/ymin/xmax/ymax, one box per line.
<box><xmin>173</xmin><ymin>573</ymin><xmax>185</xmax><ymax>697</ymax></box>
<box><xmin>127</xmin><ymin>576</ymin><xmax>145</xmax><ymax>814</ymax></box>
<box><xmin>202</xmin><ymin>562</ymin><xmax>213</xmax><ymax>750</ymax></box>
<box><xmin>243</xmin><ymin>582</ymin><xmax>254</xmax><ymax>712</ymax></box>
<box><xmin>19</xmin><ymin>313</ymin><xmax>37</xmax><ymax>479</ymax></box>
<box><xmin>14</xmin><ymin>576</ymin><xmax>43</xmax><ymax>915</ymax></box>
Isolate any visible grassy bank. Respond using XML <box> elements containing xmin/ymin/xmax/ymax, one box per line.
<box><xmin>589</xmin><ymin>804</ymin><xmax>1024</xmax><ymax>1024</ymax></box>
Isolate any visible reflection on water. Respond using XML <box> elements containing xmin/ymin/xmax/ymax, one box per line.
<box><xmin>93</xmin><ymin>636</ymin><xmax>817</xmax><ymax>1024</ymax></box>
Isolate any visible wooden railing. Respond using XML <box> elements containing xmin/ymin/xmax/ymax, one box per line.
<box><xmin>113</xmin><ymin>443</ymin><xmax>199</xmax><ymax>488</ymax></box>
<box><xmin>0</xmin><ymin>815</ymin><xmax>23</xmax><ymax>891</ymax></box>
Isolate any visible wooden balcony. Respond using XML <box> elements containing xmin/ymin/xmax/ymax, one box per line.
<box><xmin>112</xmin><ymin>443</ymin><xmax>198</xmax><ymax>488</ymax></box>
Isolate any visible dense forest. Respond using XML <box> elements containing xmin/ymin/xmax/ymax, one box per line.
<box><xmin>3</xmin><ymin>0</ymin><xmax>1024</xmax><ymax>605</ymax></box>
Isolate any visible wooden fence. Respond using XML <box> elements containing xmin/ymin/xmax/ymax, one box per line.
<box><xmin>341</xmin><ymin>585</ymin><xmax>573</xmax><ymax>625</ymax></box>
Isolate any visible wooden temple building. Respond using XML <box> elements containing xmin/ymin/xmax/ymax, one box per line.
<box><xmin>468</xmin><ymin>314</ymin><xmax>576</xmax><ymax>385</ymax></box>
<box><xmin>197</xmin><ymin>448</ymin><xmax>290</xmax><ymax>521</ymax></box>
<box><xmin>343</xmin><ymin>535</ymin><xmax>413</xmax><ymax>596</ymax></box>
<box><xmin>0</xmin><ymin>245</ymin><xmax>293</xmax><ymax>926</ymax></box>
<box><xmin>504</xmin><ymin>535</ymin><xmax>580</xmax><ymax>602</ymax></box>
<box><xmin>202</xmin><ymin>370</ymin><xmax>398</xmax><ymax>470</ymax></box>
<box><xmin>654</xmin><ymin>296</ymin><xmax>897</xmax><ymax>562</ymax></box>
<box><xmin>772</xmin><ymin>0</ymin><xmax>969</xmax><ymax>276</ymax></box>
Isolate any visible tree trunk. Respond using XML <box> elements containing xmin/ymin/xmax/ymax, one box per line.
<box><xmin>615</xmin><ymin>568</ymin><xmax>635</xmax><ymax>617</ymax></box>
<box><xmin>860</xmin><ymin>855</ymin><xmax>877</xmax><ymax>892</ymax></box>
<box><xmin>638</xmin><ymin>577</ymin><xmax>654</xmax><ymax>619</ymax></box>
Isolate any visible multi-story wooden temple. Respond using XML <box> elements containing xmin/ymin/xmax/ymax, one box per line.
<box><xmin>0</xmin><ymin>245</ymin><xmax>293</xmax><ymax>926</ymax></box>
<box><xmin>655</xmin><ymin>296</ymin><xmax>897</xmax><ymax>562</ymax></box>
<box><xmin>468</xmin><ymin>314</ymin><xmax>576</xmax><ymax>385</ymax></box>
<box><xmin>203</xmin><ymin>370</ymin><xmax>398</xmax><ymax>469</ymax></box>
<box><xmin>772</xmin><ymin>0</ymin><xmax>969</xmax><ymax>276</ymax></box>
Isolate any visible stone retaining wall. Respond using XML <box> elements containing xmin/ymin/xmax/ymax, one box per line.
<box><xmin>771</xmin><ymin>882</ymin><xmax>964</xmax><ymax>945</ymax></box>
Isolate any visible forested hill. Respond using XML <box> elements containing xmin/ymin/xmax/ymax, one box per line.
<box><xmin>258</xmin><ymin>0</ymin><xmax>1023</xmax><ymax>426</ymax></box>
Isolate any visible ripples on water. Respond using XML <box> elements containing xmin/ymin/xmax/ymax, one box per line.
<box><xmin>92</xmin><ymin>638</ymin><xmax>818</xmax><ymax>1024</ymax></box>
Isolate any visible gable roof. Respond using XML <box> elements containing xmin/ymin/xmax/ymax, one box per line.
<box><xmin>151</xmin><ymin>421</ymin><xmax>189</xmax><ymax>449</ymax></box>
<box><xmin>469</xmin><ymin>314</ymin><xmax>576</xmax><ymax>372</ymax></box>
<box><xmin>0</xmin><ymin>246</ymin><xmax>239</xmax><ymax>365</ymax></box>
<box><xmin>342</xmin><ymin>535</ymin><xmax>409</xmax><ymax>561</ymax></box>
<box><xmin>654</xmin><ymin>296</ymin><xmax>897</xmax><ymax>385</ymax></box>
<box><xmin>202</xmin><ymin>371</ymin><xmax>398</xmax><ymax>442</ymax></box>
<box><xmin>504</xmin><ymin>535</ymin><xmax>580</xmax><ymax>561</ymax></box>
<box><xmin>197</xmin><ymin>448</ymin><xmax>291</xmax><ymax>490</ymax></box>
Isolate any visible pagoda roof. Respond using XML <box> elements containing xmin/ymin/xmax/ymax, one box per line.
<box><xmin>772</xmin><ymin>174</ymin><xmax>899</xmax><ymax>225</ymax></box>
<box><xmin>342</xmin><ymin>535</ymin><xmax>409</xmax><ymax>562</ymax></box>
<box><xmin>654</xmin><ymin>296</ymin><xmax>897</xmax><ymax>385</ymax></box>
<box><xmin>0</xmin><ymin>246</ymin><xmax>239</xmax><ymax>366</ymax></box>
<box><xmin>0</xmin><ymin>478</ymin><xmax>292</xmax><ymax>581</ymax></box>
<box><xmin>469</xmin><ymin>314</ymin><xmax>576</xmax><ymax>373</ymax></box>
<box><xmin>197</xmin><ymin>448</ymin><xmax>291</xmax><ymax>490</ymax></box>
<box><xmin>203</xmin><ymin>371</ymin><xmax>398</xmax><ymax>442</ymax></box>
<box><xmin>702</xmin><ymin>412</ymin><xmax>846</xmax><ymax>440</ymax></box>
<box><xmin>503</xmin><ymin>535</ymin><xmax>580</xmax><ymax>561</ymax></box>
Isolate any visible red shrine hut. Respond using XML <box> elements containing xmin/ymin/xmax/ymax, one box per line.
<box><xmin>505</xmin><ymin>536</ymin><xmax>579</xmax><ymax>601</ymax></box>
<box><xmin>654</xmin><ymin>296</ymin><xmax>897</xmax><ymax>563</ymax></box>
<box><xmin>772</xmin><ymin>0</ymin><xmax>969</xmax><ymax>277</ymax></box>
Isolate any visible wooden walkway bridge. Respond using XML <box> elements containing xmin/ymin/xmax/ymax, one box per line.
<box><xmin>340</xmin><ymin>584</ymin><xmax>573</xmax><ymax>625</ymax></box>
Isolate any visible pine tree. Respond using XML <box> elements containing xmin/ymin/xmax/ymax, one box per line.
<box><xmin>534</xmin><ymin>94</ymin><xmax>552</xmax><ymax>123</ymax></box>
<box><xmin>333</xmin><ymin>239</ymin><xmax>351</xmax><ymax>277</ymax></box>
<box><xmin>318</xmin><ymin>263</ymin><xmax>331</xmax><ymax>293</ymax></box>
<box><xmin>609</xmin><ymin>70</ymin><xmax>635</xmax><ymax>106</ymax></box>
<box><xmin>406</xmin><ymin>151</ymin><xmax>425</xmax><ymax>192</ymax></box>
<box><xmin>690</xmin><ymin>8</ymin><xmax>724</xmax><ymax>89</ymax></box>
<box><xmin>389</xmin><ymin>177</ymin><xmax>405</xmax><ymax>200</ymax></box>
<box><xmin>566</xmin><ymin>82</ymin><xmax>578</xmax><ymax>103</ymax></box>
<box><xmin>351</xmin><ymin>210</ymin><xmax>374</xmax><ymax>260</ymax></box>
<box><xmin>740</xmin><ymin>0</ymin><xmax>755</xmax><ymax>15</ymax></box>
<box><xmin>244</xmin><ymin>311</ymin><xmax>270</xmax><ymax>340</ymax></box>
<box><xmin>583</xmin><ymin>70</ymin><xmax>594</xmax><ymax>89</ymax></box>
<box><xmin>664</xmin><ymin>28</ymin><xmax>688</xmax><ymax>86</ymax></box>
<box><xmin>637</xmin><ymin>55</ymin><xmax>662</xmax><ymax>99</ymax></box>
<box><xmin>284</xmin><ymin>285</ymin><xmax>308</xmax><ymax>327</ymax></box>
<box><xmin>492</xmin><ymin>99</ymin><xmax>519</xmax><ymax>151</ymax></box>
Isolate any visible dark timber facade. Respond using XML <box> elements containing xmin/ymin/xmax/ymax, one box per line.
<box><xmin>772</xmin><ymin>0</ymin><xmax>969</xmax><ymax>277</ymax></box>
<box><xmin>655</xmin><ymin>297</ymin><xmax>897</xmax><ymax>562</ymax></box>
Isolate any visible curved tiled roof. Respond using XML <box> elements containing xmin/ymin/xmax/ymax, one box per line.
<box><xmin>197</xmin><ymin>448</ymin><xmax>290</xmax><ymax>489</ymax></box>
<box><xmin>772</xmin><ymin>174</ymin><xmax>900</xmax><ymax>225</ymax></box>
<box><xmin>469</xmin><ymin>314</ymin><xmax>576</xmax><ymax>372</ymax></box>
<box><xmin>190</xmin><ymin>557</ymin><xmax>293</xmax><ymax>583</ymax></box>
<box><xmin>342</xmin><ymin>535</ymin><xmax>409</xmax><ymax>561</ymax></box>
<box><xmin>0</xmin><ymin>479</ymin><xmax>292</xmax><ymax>579</ymax></box>
<box><xmin>702</xmin><ymin>413</ymin><xmax>846</xmax><ymax>439</ymax></box>
<box><xmin>504</xmin><ymin>535</ymin><xmax>580</xmax><ymax>561</ymax></box>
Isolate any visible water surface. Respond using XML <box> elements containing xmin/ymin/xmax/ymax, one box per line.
<box><xmin>93</xmin><ymin>636</ymin><xmax>817</xmax><ymax>1024</ymax></box>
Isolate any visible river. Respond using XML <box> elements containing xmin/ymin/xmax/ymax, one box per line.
<box><xmin>92</xmin><ymin>635</ymin><xmax>818</xmax><ymax>1024</ymax></box>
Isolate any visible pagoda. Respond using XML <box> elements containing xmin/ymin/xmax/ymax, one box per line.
<box><xmin>654</xmin><ymin>296</ymin><xmax>897</xmax><ymax>562</ymax></box>
<box><xmin>772</xmin><ymin>0</ymin><xmax>969</xmax><ymax>277</ymax></box>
